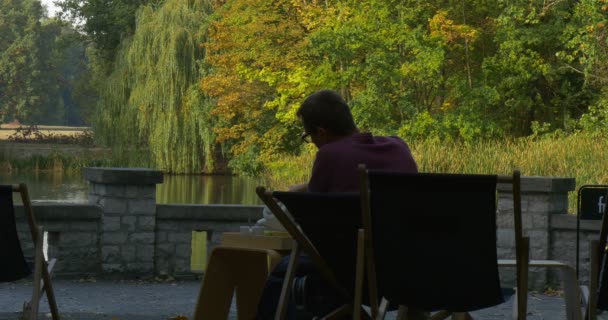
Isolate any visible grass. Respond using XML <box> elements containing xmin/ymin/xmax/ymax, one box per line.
<box><xmin>263</xmin><ymin>133</ymin><xmax>608</xmax><ymax>213</ymax></box>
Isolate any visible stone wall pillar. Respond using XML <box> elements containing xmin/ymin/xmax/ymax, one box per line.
<box><xmin>497</xmin><ymin>176</ymin><xmax>575</xmax><ymax>289</ymax></box>
<box><xmin>84</xmin><ymin>167</ymin><xmax>163</xmax><ymax>277</ymax></box>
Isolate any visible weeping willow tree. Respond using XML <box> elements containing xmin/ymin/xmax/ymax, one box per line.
<box><xmin>93</xmin><ymin>0</ymin><xmax>216</xmax><ymax>173</ymax></box>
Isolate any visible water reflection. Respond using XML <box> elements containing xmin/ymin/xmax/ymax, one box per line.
<box><xmin>158</xmin><ymin>175</ymin><xmax>262</xmax><ymax>205</ymax></box>
<box><xmin>0</xmin><ymin>171</ymin><xmax>263</xmax><ymax>205</ymax></box>
<box><xmin>0</xmin><ymin>171</ymin><xmax>87</xmax><ymax>203</ymax></box>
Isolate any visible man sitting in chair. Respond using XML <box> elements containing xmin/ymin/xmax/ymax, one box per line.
<box><xmin>255</xmin><ymin>89</ymin><xmax>418</xmax><ymax>319</ymax></box>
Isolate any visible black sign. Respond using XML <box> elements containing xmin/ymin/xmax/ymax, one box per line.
<box><xmin>579</xmin><ymin>186</ymin><xmax>608</xmax><ymax>220</ymax></box>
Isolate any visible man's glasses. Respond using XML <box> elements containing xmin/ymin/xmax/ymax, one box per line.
<box><xmin>301</xmin><ymin>132</ymin><xmax>312</xmax><ymax>144</ymax></box>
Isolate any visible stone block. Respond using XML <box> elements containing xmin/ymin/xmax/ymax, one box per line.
<box><xmin>126</xmin><ymin>186</ymin><xmax>139</xmax><ymax>198</ymax></box>
<box><xmin>102</xmin><ymin>263</ymin><xmax>125</xmax><ymax>273</ymax></box>
<box><xmin>60</xmin><ymin>232</ymin><xmax>95</xmax><ymax>247</ymax></box>
<box><xmin>156</xmin><ymin>222</ymin><xmax>181</xmax><ymax>231</ymax></box>
<box><xmin>210</xmin><ymin>231</ymin><xmax>222</xmax><ymax>245</ymax></box>
<box><xmin>528</xmin><ymin>195</ymin><xmax>549</xmax><ymax>213</ymax></box>
<box><xmin>496</xmin><ymin>228</ymin><xmax>514</xmax><ymax>248</ymax></box>
<box><xmin>176</xmin><ymin>244</ymin><xmax>191</xmax><ymax>259</ymax></box>
<box><xmin>168</xmin><ymin>232</ymin><xmax>191</xmax><ymax>244</ymax></box>
<box><xmin>156</xmin><ymin>231</ymin><xmax>168</xmax><ymax>243</ymax></box>
<box><xmin>121</xmin><ymin>245</ymin><xmax>136</xmax><ymax>262</ymax></box>
<box><xmin>105</xmin><ymin>185</ymin><xmax>127</xmax><ymax>197</ymax></box>
<box><xmin>497</xmin><ymin>247</ymin><xmax>515</xmax><ymax>259</ymax></box>
<box><xmin>549</xmin><ymin>195</ymin><xmax>569</xmax><ymax>214</ymax></box>
<box><xmin>103</xmin><ymin>216</ymin><xmax>121</xmax><ymax>231</ymax></box>
<box><xmin>137</xmin><ymin>244</ymin><xmax>155</xmax><ymax>262</ymax></box>
<box><xmin>122</xmin><ymin>216</ymin><xmax>136</xmax><ymax>231</ymax></box>
<box><xmin>93</xmin><ymin>183</ymin><xmax>105</xmax><ymax>195</ymax></box>
<box><xmin>69</xmin><ymin>222</ymin><xmax>99</xmax><ymax>231</ymax></box>
<box><xmin>88</xmin><ymin>195</ymin><xmax>100</xmax><ymax>205</ymax></box>
<box><xmin>102</xmin><ymin>232</ymin><xmax>128</xmax><ymax>244</ymax></box>
<box><xmin>174</xmin><ymin>259</ymin><xmax>190</xmax><ymax>273</ymax></box>
<box><xmin>497</xmin><ymin>195</ymin><xmax>514</xmax><ymax>212</ymax></box>
<box><xmin>156</xmin><ymin>260</ymin><xmax>171</xmax><ymax>275</ymax></box>
<box><xmin>156</xmin><ymin>243</ymin><xmax>175</xmax><ymax>256</ymax></box>
<box><xmin>84</xmin><ymin>167</ymin><xmax>163</xmax><ymax>185</ymax></box>
<box><xmin>102</xmin><ymin>246</ymin><xmax>120</xmax><ymax>263</ymax></box>
<box><xmin>129</xmin><ymin>232</ymin><xmax>155</xmax><ymax>244</ymax></box>
<box><xmin>530</xmin><ymin>247</ymin><xmax>547</xmax><ymax>260</ymax></box>
<box><xmin>528</xmin><ymin>230</ymin><xmax>548</xmax><ymax>244</ymax></box>
<box><xmin>496</xmin><ymin>211</ymin><xmax>514</xmax><ymax>228</ymax></box>
<box><xmin>100</xmin><ymin>197</ymin><xmax>127</xmax><ymax>214</ymax></box>
<box><xmin>138</xmin><ymin>186</ymin><xmax>156</xmax><ymax>199</ymax></box>
<box><xmin>137</xmin><ymin>216</ymin><xmax>156</xmax><ymax>231</ymax></box>
<box><xmin>128</xmin><ymin>199</ymin><xmax>156</xmax><ymax>215</ymax></box>
<box><xmin>126</xmin><ymin>262</ymin><xmax>154</xmax><ymax>273</ymax></box>
<box><xmin>531</xmin><ymin>214</ymin><xmax>549</xmax><ymax>229</ymax></box>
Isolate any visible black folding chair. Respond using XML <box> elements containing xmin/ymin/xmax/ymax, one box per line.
<box><xmin>0</xmin><ymin>184</ymin><xmax>60</xmax><ymax>320</ymax></box>
<box><xmin>358</xmin><ymin>168</ymin><xmax>515</xmax><ymax>320</ymax></box>
<box><xmin>256</xmin><ymin>187</ymin><xmax>372</xmax><ymax>319</ymax></box>
<box><xmin>581</xmin><ymin>199</ymin><xmax>608</xmax><ymax>320</ymax></box>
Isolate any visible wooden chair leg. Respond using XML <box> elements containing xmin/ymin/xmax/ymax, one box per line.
<box><xmin>41</xmin><ymin>259</ymin><xmax>60</xmax><ymax>320</ymax></box>
<box><xmin>354</xmin><ymin>229</ymin><xmax>366</xmax><ymax>320</ymax></box>
<box><xmin>28</xmin><ymin>227</ymin><xmax>44</xmax><ymax>320</ymax></box>
<box><xmin>515</xmin><ymin>237</ymin><xmax>529</xmax><ymax>320</ymax></box>
<box><xmin>559</xmin><ymin>266</ymin><xmax>582</xmax><ymax>320</ymax></box>
<box><xmin>275</xmin><ymin>242</ymin><xmax>300</xmax><ymax>320</ymax></box>
<box><xmin>588</xmin><ymin>240</ymin><xmax>600</xmax><ymax>320</ymax></box>
<box><xmin>376</xmin><ymin>298</ymin><xmax>390</xmax><ymax>320</ymax></box>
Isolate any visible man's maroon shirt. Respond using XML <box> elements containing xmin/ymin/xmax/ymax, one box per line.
<box><xmin>308</xmin><ymin>132</ymin><xmax>418</xmax><ymax>192</ymax></box>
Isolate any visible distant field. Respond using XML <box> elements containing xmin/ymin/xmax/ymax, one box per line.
<box><xmin>0</xmin><ymin>124</ymin><xmax>89</xmax><ymax>140</ymax></box>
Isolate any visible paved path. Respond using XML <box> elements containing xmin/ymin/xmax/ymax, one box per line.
<box><xmin>0</xmin><ymin>279</ymin><xmax>583</xmax><ymax>319</ymax></box>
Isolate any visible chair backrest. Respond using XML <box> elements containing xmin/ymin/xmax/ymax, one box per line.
<box><xmin>271</xmin><ymin>191</ymin><xmax>361</xmax><ymax>294</ymax></box>
<box><xmin>0</xmin><ymin>185</ymin><xmax>32</xmax><ymax>281</ymax></box>
<box><xmin>595</xmin><ymin>198</ymin><xmax>608</xmax><ymax>309</ymax></box>
<box><xmin>361</xmin><ymin>170</ymin><xmax>504</xmax><ymax>312</ymax></box>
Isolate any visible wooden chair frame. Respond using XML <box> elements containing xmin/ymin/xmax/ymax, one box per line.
<box><xmin>256</xmin><ymin>187</ymin><xmax>371</xmax><ymax>320</ymax></box>
<box><xmin>5</xmin><ymin>184</ymin><xmax>60</xmax><ymax>320</ymax></box>
<box><xmin>357</xmin><ymin>167</ymin><xmax>531</xmax><ymax>320</ymax></box>
<box><xmin>579</xmin><ymin>198</ymin><xmax>608</xmax><ymax>320</ymax></box>
<box><xmin>495</xmin><ymin>173</ymin><xmax>583</xmax><ymax>320</ymax></box>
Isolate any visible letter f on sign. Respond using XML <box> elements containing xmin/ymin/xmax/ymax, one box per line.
<box><xmin>599</xmin><ymin>196</ymin><xmax>606</xmax><ymax>215</ymax></box>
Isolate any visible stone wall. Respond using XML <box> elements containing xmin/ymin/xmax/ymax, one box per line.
<box><xmin>155</xmin><ymin>205</ymin><xmax>262</xmax><ymax>277</ymax></box>
<box><xmin>496</xmin><ymin>176</ymin><xmax>575</xmax><ymax>289</ymax></box>
<box><xmin>14</xmin><ymin>203</ymin><xmax>261</xmax><ymax>279</ymax></box>
<box><xmin>11</xmin><ymin>167</ymin><xmax>603</xmax><ymax>291</ymax></box>
<box><xmin>14</xmin><ymin>204</ymin><xmax>102</xmax><ymax>278</ymax></box>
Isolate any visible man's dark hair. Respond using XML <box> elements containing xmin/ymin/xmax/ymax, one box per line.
<box><xmin>296</xmin><ymin>90</ymin><xmax>358</xmax><ymax>136</ymax></box>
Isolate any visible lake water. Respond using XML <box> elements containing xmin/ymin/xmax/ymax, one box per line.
<box><xmin>0</xmin><ymin>171</ymin><xmax>264</xmax><ymax>205</ymax></box>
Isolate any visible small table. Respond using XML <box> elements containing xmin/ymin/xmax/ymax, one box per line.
<box><xmin>221</xmin><ymin>232</ymin><xmax>293</xmax><ymax>251</ymax></box>
<box><xmin>193</xmin><ymin>231</ymin><xmax>294</xmax><ymax>320</ymax></box>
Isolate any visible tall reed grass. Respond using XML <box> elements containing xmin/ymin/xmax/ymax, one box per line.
<box><xmin>264</xmin><ymin>133</ymin><xmax>608</xmax><ymax>213</ymax></box>
<box><xmin>0</xmin><ymin>148</ymin><xmax>152</xmax><ymax>174</ymax></box>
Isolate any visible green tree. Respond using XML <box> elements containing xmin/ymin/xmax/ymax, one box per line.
<box><xmin>201</xmin><ymin>0</ymin><xmax>310</xmax><ymax>175</ymax></box>
<box><xmin>0</xmin><ymin>0</ymin><xmax>64</xmax><ymax>124</ymax></box>
<box><xmin>57</xmin><ymin>0</ymin><xmax>158</xmax><ymax>63</ymax></box>
<box><xmin>94</xmin><ymin>0</ymin><xmax>217</xmax><ymax>173</ymax></box>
